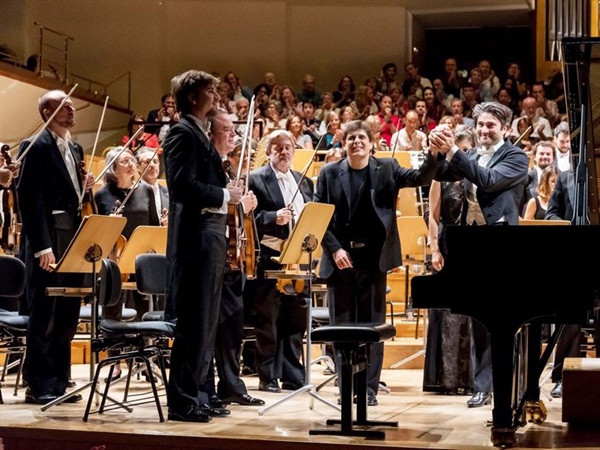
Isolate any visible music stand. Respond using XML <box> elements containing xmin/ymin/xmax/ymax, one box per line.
<box><xmin>118</xmin><ymin>226</ymin><xmax>167</xmax><ymax>295</ymax></box>
<box><xmin>390</xmin><ymin>216</ymin><xmax>429</xmax><ymax>369</ymax></box>
<box><xmin>259</xmin><ymin>202</ymin><xmax>339</xmax><ymax>415</ymax></box>
<box><xmin>41</xmin><ymin>214</ymin><xmax>127</xmax><ymax>411</ymax></box>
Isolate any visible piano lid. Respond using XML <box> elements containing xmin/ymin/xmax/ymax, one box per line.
<box><xmin>561</xmin><ymin>38</ymin><xmax>600</xmax><ymax>225</ymax></box>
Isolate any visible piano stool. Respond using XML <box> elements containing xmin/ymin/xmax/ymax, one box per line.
<box><xmin>309</xmin><ymin>322</ymin><xmax>398</xmax><ymax>439</ymax></box>
<box><xmin>562</xmin><ymin>357</ymin><xmax>600</xmax><ymax>424</ymax></box>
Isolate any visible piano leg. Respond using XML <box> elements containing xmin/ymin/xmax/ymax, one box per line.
<box><xmin>490</xmin><ymin>327</ymin><xmax>518</xmax><ymax>448</ymax></box>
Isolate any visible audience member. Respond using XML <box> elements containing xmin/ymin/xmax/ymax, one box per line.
<box><xmin>390</xmin><ymin>110</ymin><xmax>427</xmax><ymax>152</ymax></box>
<box><xmin>286</xmin><ymin>113</ymin><xmax>313</xmax><ymax>149</ymax></box>
<box><xmin>376</xmin><ymin>94</ymin><xmax>401</xmax><ymax>147</ymax></box>
<box><xmin>146</xmin><ymin>93</ymin><xmax>180</xmax><ymax>142</ymax></box>
<box><xmin>404</xmin><ymin>61</ymin><xmax>432</xmax><ymax>98</ymax></box>
<box><xmin>478</xmin><ymin>59</ymin><xmax>500</xmax><ymax>102</ymax></box>
<box><xmin>379</xmin><ymin>62</ymin><xmax>398</xmax><ymax>93</ymax></box>
<box><xmin>511</xmin><ymin>97</ymin><xmax>552</xmax><ymax>143</ymax></box>
<box><xmin>297</xmin><ymin>73</ymin><xmax>321</xmax><ymax>105</ymax></box>
<box><xmin>122</xmin><ymin>114</ymin><xmax>160</xmax><ymax>151</ymax></box>
<box><xmin>332</xmin><ymin>75</ymin><xmax>356</xmax><ymax>109</ymax></box>
<box><xmin>531</xmin><ymin>81</ymin><xmax>561</xmax><ymax>128</ymax></box>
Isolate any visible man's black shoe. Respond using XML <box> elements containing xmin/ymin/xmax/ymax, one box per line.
<box><xmin>24</xmin><ymin>390</ymin><xmax>58</xmax><ymax>405</ymax></box>
<box><xmin>281</xmin><ymin>379</ymin><xmax>305</xmax><ymax>391</ymax></box>
<box><xmin>168</xmin><ymin>406</ymin><xmax>212</xmax><ymax>423</ymax></box>
<box><xmin>66</xmin><ymin>379</ymin><xmax>77</xmax><ymax>388</ymax></box>
<box><xmin>209</xmin><ymin>394</ymin><xmax>227</xmax><ymax>409</ymax></box>
<box><xmin>258</xmin><ymin>380</ymin><xmax>281</xmax><ymax>393</ymax></box>
<box><xmin>199</xmin><ymin>403</ymin><xmax>230</xmax><ymax>416</ymax></box>
<box><xmin>467</xmin><ymin>391</ymin><xmax>492</xmax><ymax>408</ymax></box>
<box><xmin>367</xmin><ymin>392</ymin><xmax>378</xmax><ymax>406</ymax></box>
<box><xmin>223</xmin><ymin>393</ymin><xmax>265</xmax><ymax>406</ymax></box>
<box><xmin>551</xmin><ymin>381</ymin><xmax>563</xmax><ymax>398</ymax></box>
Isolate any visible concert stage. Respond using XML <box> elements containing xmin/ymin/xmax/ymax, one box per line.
<box><xmin>2</xmin><ymin>364</ymin><xmax>599</xmax><ymax>450</ymax></box>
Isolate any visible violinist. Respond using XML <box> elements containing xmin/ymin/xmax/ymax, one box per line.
<box><xmin>200</xmin><ymin>110</ymin><xmax>264</xmax><ymax>408</ymax></box>
<box><xmin>247</xmin><ymin>129</ymin><xmax>314</xmax><ymax>394</ymax></box>
<box><xmin>0</xmin><ymin>146</ymin><xmax>21</xmax><ymax>254</ymax></box>
<box><xmin>17</xmin><ymin>89</ymin><xmax>95</xmax><ymax>405</ymax></box>
<box><xmin>94</xmin><ymin>146</ymin><xmax>160</xmax><ymax>381</ymax></box>
<box><xmin>136</xmin><ymin>146</ymin><xmax>168</xmax><ymax>226</ymax></box>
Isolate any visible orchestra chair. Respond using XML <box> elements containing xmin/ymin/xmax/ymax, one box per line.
<box><xmin>389</xmin><ymin>216</ymin><xmax>429</xmax><ymax>369</ymax></box>
<box><xmin>135</xmin><ymin>253</ymin><xmax>167</xmax><ymax>320</ymax></box>
<box><xmin>310</xmin><ymin>322</ymin><xmax>398</xmax><ymax>438</ymax></box>
<box><xmin>0</xmin><ymin>256</ymin><xmax>28</xmax><ymax>403</ymax></box>
<box><xmin>83</xmin><ymin>258</ymin><xmax>175</xmax><ymax>422</ymax></box>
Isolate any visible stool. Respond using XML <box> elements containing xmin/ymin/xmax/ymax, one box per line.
<box><xmin>309</xmin><ymin>322</ymin><xmax>398</xmax><ymax>439</ymax></box>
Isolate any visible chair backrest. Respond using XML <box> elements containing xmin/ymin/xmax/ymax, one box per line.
<box><xmin>135</xmin><ymin>253</ymin><xmax>166</xmax><ymax>296</ymax></box>
<box><xmin>0</xmin><ymin>256</ymin><xmax>26</xmax><ymax>298</ymax></box>
<box><xmin>99</xmin><ymin>258</ymin><xmax>123</xmax><ymax>308</ymax></box>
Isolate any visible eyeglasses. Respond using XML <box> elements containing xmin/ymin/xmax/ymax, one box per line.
<box><xmin>118</xmin><ymin>158</ymin><xmax>137</xmax><ymax>166</ymax></box>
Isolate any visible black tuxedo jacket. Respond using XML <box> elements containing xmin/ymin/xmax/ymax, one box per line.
<box><xmin>248</xmin><ymin>163</ymin><xmax>314</xmax><ymax>265</ymax></box>
<box><xmin>163</xmin><ymin>116</ymin><xmax>227</xmax><ymax>257</ymax></box>
<box><xmin>17</xmin><ymin>129</ymin><xmax>84</xmax><ymax>256</ymax></box>
<box><xmin>545</xmin><ymin>170</ymin><xmax>575</xmax><ymax>222</ymax></box>
<box><xmin>315</xmin><ymin>154</ymin><xmax>439</xmax><ymax>279</ymax></box>
<box><xmin>435</xmin><ymin>141</ymin><xmax>529</xmax><ymax>225</ymax></box>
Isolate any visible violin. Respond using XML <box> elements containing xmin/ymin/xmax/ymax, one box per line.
<box><xmin>78</xmin><ymin>160</ymin><xmax>98</xmax><ymax>217</ymax></box>
<box><xmin>0</xmin><ymin>144</ymin><xmax>21</xmax><ymax>255</ymax></box>
<box><xmin>223</xmin><ymin>160</ymin><xmax>246</xmax><ymax>273</ymax></box>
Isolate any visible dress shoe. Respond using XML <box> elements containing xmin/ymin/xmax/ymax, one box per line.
<box><xmin>367</xmin><ymin>392</ymin><xmax>378</xmax><ymax>406</ymax></box>
<box><xmin>54</xmin><ymin>392</ymin><xmax>83</xmax><ymax>403</ymax></box>
<box><xmin>209</xmin><ymin>394</ymin><xmax>227</xmax><ymax>409</ymax></box>
<box><xmin>199</xmin><ymin>403</ymin><xmax>230</xmax><ymax>417</ymax></box>
<box><xmin>258</xmin><ymin>380</ymin><xmax>281</xmax><ymax>393</ymax></box>
<box><xmin>467</xmin><ymin>391</ymin><xmax>492</xmax><ymax>408</ymax></box>
<box><xmin>66</xmin><ymin>379</ymin><xmax>77</xmax><ymax>388</ymax></box>
<box><xmin>281</xmin><ymin>379</ymin><xmax>305</xmax><ymax>391</ymax></box>
<box><xmin>24</xmin><ymin>390</ymin><xmax>58</xmax><ymax>405</ymax></box>
<box><xmin>223</xmin><ymin>393</ymin><xmax>265</xmax><ymax>406</ymax></box>
<box><xmin>168</xmin><ymin>406</ymin><xmax>212</xmax><ymax>423</ymax></box>
<box><xmin>551</xmin><ymin>381</ymin><xmax>563</xmax><ymax>398</ymax></box>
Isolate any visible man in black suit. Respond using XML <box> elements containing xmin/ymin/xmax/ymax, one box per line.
<box><xmin>163</xmin><ymin>70</ymin><xmax>243</xmax><ymax>423</ymax></box>
<box><xmin>429</xmin><ymin>102</ymin><xmax>530</xmax><ymax>407</ymax></box>
<box><xmin>202</xmin><ymin>110</ymin><xmax>264</xmax><ymax>407</ymax></box>
<box><xmin>314</xmin><ymin>119</ymin><xmax>444</xmax><ymax>406</ymax></box>
<box><xmin>247</xmin><ymin>130</ymin><xmax>314</xmax><ymax>394</ymax></box>
<box><xmin>17</xmin><ymin>89</ymin><xmax>95</xmax><ymax>404</ymax></box>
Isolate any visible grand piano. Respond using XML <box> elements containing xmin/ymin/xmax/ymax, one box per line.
<box><xmin>411</xmin><ymin>37</ymin><xmax>600</xmax><ymax>448</ymax></box>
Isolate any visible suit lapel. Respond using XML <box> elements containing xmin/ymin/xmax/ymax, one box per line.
<box><xmin>368</xmin><ymin>157</ymin><xmax>379</xmax><ymax>206</ymax></box>
<box><xmin>339</xmin><ymin>159</ymin><xmax>351</xmax><ymax>213</ymax></box>
<box><xmin>262</xmin><ymin>165</ymin><xmax>286</xmax><ymax>207</ymax></box>
<box><xmin>45</xmin><ymin>131</ymin><xmax>76</xmax><ymax>192</ymax></box>
<box><xmin>183</xmin><ymin>116</ymin><xmax>226</xmax><ymax>184</ymax></box>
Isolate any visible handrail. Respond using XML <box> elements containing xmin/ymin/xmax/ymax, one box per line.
<box><xmin>33</xmin><ymin>22</ymin><xmax>131</xmax><ymax>110</ymax></box>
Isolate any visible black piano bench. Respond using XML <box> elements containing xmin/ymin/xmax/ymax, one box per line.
<box><xmin>309</xmin><ymin>322</ymin><xmax>398</xmax><ymax>439</ymax></box>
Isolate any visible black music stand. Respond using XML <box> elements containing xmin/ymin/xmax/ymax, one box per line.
<box><xmin>41</xmin><ymin>215</ymin><xmax>127</xmax><ymax>411</ymax></box>
<box><xmin>259</xmin><ymin>202</ymin><xmax>338</xmax><ymax>415</ymax></box>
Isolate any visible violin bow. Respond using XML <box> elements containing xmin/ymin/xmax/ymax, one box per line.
<box><xmin>238</xmin><ymin>96</ymin><xmax>256</xmax><ymax>189</ymax></box>
<box><xmin>16</xmin><ymin>84</ymin><xmax>79</xmax><ymax>165</ymax></box>
<box><xmin>79</xmin><ymin>95</ymin><xmax>109</xmax><ymax>204</ymax></box>
<box><xmin>95</xmin><ymin>126</ymin><xmax>145</xmax><ymax>182</ymax></box>
<box><xmin>513</xmin><ymin>125</ymin><xmax>533</xmax><ymax>147</ymax></box>
<box><xmin>113</xmin><ymin>144</ymin><xmax>162</xmax><ymax>215</ymax></box>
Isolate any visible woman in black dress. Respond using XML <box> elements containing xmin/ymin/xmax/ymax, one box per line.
<box><xmin>422</xmin><ymin>126</ymin><xmax>475</xmax><ymax>395</ymax></box>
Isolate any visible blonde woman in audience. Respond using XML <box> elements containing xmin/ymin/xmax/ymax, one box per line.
<box><xmin>339</xmin><ymin>105</ymin><xmax>357</xmax><ymax>131</ymax></box>
<box><xmin>523</xmin><ymin>166</ymin><xmax>558</xmax><ymax>220</ymax></box>
<box><xmin>350</xmin><ymin>85</ymin><xmax>378</xmax><ymax>120</ymax></box>
<box><xmin>318</xmin><ymin>111</ymin><xmax>343</xmax><ymax>150</ymax></box>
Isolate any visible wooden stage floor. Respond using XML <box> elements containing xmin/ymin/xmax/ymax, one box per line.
<box><xmin>1</xmin><ymin>364</ymin><xmax>599</xmax><ymax>450</ymax></box>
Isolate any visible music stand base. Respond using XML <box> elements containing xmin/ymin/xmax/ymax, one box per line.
<box><xmin>258</xmin><ymin>383</ymin><xmax>340</xmax><ymax>415</ymax></box>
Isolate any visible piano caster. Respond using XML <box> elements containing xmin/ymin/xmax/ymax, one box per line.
<box><xmin>491</xmin><ymin>427</ymin><xmax>517</xmax><ymax>448</ymax></box>
<box><xmin>524</xmin><ymin>400</ymin><xmax>548</xmax><ymax>424</ymax></box>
